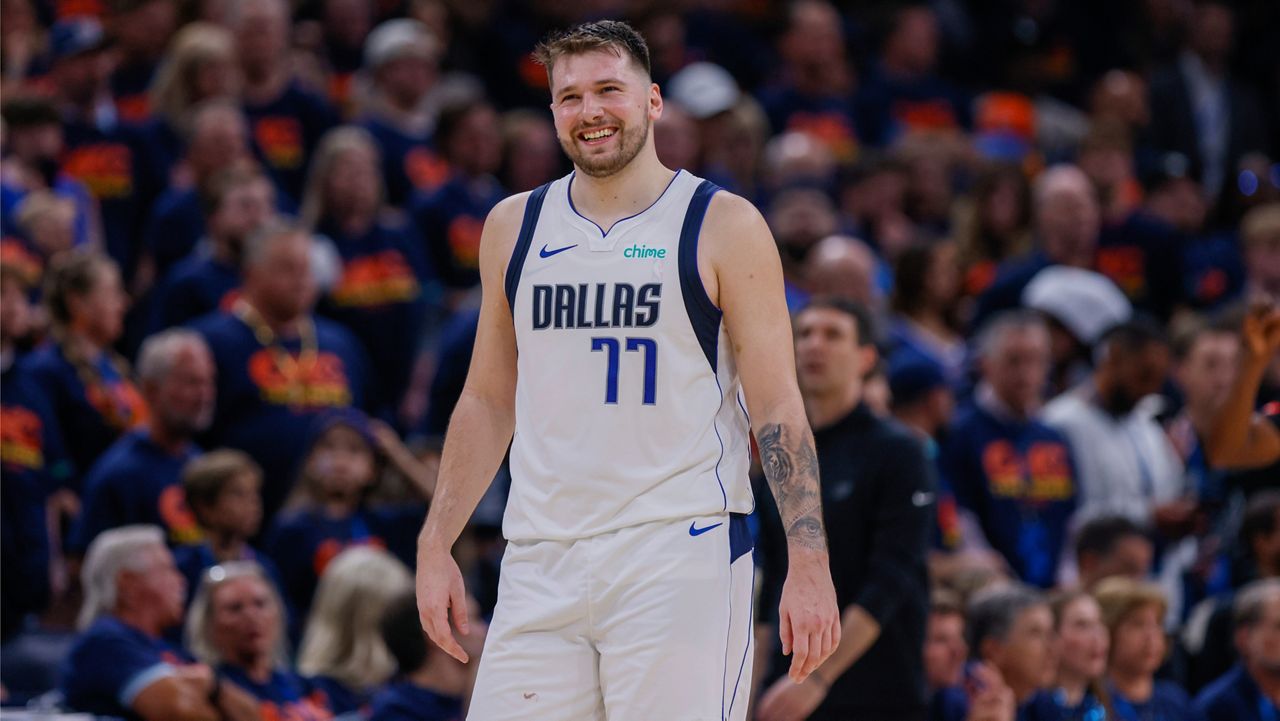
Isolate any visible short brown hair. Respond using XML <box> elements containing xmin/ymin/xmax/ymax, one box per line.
<box><xmin>533</xmin><ymin>20</ymin><xmax>651</xmax><ymax>84</ymax></box>
<box><xmin>1093</xmin><ymin>577</ymin><xmax>1167</xmax><ymax>633</ymax></box>
<box><xmin>1241</xmin><ymin>203</ymin><xmax>1280</xmax><ymax>249</ymax></box>
<box><xmin>182</xmin><ymin>449</ymin><xmax>261</xmax><ymax>519</ymax></box>
<box><xmin>199</xmin><ymin>162</ymin><xmax>271</xmax><ymax>218</ymax></box>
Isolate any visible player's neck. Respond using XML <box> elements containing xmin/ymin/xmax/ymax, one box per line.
<box><xmin>569</xmin><ymin>150</ymin><xmax>675</xmax><ymax>232</ymax></box>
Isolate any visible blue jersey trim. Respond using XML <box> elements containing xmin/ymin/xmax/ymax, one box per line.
<box><xmin>727</xmin><ymin>561</ymin><xmax>756</xmax><ymax>719</ymax></box>
<box><xmin>503</xmin><ymin>182</ymin><xmax>552</xmax><ymax>310</ymax></box>
<box><xmin>566</xmin><ymin>169</ymin><xmax>684</xmax><ymax>237</ymax></box>
<box><xmin>678</xmin><ymin>180</ymin><xmax>723</xmax><ymax>372</ymax></box>
<box><xmin>728</xmin><ymin>512</ymin><xmax>753</xmax><ymax>564</ymax></box>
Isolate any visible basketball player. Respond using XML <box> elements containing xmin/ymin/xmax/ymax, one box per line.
<box><xmin>415</xmin><ymin>21</ymin><xmax>840</xmax><ymax>720</ymax></box>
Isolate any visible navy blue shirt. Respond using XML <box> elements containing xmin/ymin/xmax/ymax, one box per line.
<box><xmin>1</xmin><ymin>362</ymin><xmax>71</xmax><ymax>638</ymax></box>
<box><xmin>61</xmin><ymin>615</ymin><xmax>194</xmax><ymax>721</ymax></box>
<box><xmin>144</xmin><ymin>187</ymin><xmax>206</xmax><ymax>276</ymax></box>
<box><xmin>68</xmin><ymin>429</ymin><xmax>203</xmax><ymax>554</ymax></box>
<box><xmin>369</xmin><ymin>681</ymin><xmax>463</xmax><ymax>721</ymax></box>
<box><xmin>149</xmin><ymin>251</ymin><xmax>241</xmax><ymax>333</ymax></box>
<box><xmin>1179</xmin><ymin>231</ymin><xmax>1246</xmax><ymax>312</ymax></box>
<box><xmin>243</xmin><ymin>83</ymin><xmax>340</xmax><ymax>203</ymax></box>
<box><xmin>360</xmin><ymin>116</ymin><xmax>450</xmax><ymax>208</ymax></box>
<box><xmin>1195</xmin><ymin>665</ymin><xmax>1277</xmax><ymax>721</ymax></box>
<box><xmin>1023</xmin><ymin>689</ymin><xmax>1109</xmax><ymax>721</ymax></box>
<box><xmin>1108</xmin><ymin>679</ymin><xmax>1201</xmax><ymax>721</ymax></box>
<box><xmin>316</xmin><ymin>217</ymin><xmax>432</xmax><ymax>414</ymax></box>
<box><xmin>941</xmin><ymin>399</ymin><xmax>1078</xmax><ymax>588</ymax></box>
<box><xmin>21</xmin><ymin>343</ymin><xmax>149</xmax><ymax>482</ymax></box>
<box><xmin>305</xmin><ymin>673</ymin><xmax>369</xmax><ymax>716</ymax></box>
<box><xmin>755</xmin><ymin>84</ymin><xmax>859</xmax><ymax>162</ymax></box>
<box><xmin>412</xmin><ymin>174</ymin><xmax>506</xmax><ymax>290</ymax></box>
<box><xmin>172</xmin><ymin>542</ymin><xmax>286</xmax><ymax>610</ymax></box>
<box><xmin>188</xmin><ymin>310</ymin><xmax>369</xmax><ymax>515</ymax></box>
<box><xmin>221</xmin><ymin>664</ymin><xmax>332</xmax><ymax>721</ymax></box>
<box><xmin>855</xmin><ymin>64</ymin><xmax>970</xmax><ymax>148</ymax></box>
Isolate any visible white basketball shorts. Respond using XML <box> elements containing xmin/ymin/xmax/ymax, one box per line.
<box><xmin>466</xmin><ymin>512</ymin><xmax>755</xmax><ymax>721</ymax></box>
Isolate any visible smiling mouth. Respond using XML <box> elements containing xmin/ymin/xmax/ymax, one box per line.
<box><xmin>578</xmin><ymin>127</ymin><xmax>618</xmax><ymax>144</ymax></box>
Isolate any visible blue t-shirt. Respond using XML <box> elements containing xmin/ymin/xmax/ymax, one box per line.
<box><xmin>1</xmin><ymin>175</ymin><xmax>98</xmax><ymax>250</ymax></box>
<box><xmin>221</xmin><ymin>664</ymin><xmax>332</xmax><ymax>720</ymax></box>
<box><xmin>143</xmin><ymin>187</ymin><xmax>206</xmax><ymax>276</ymax></box>
<box><xmin>61</xmin><ymin>615</ymin><xmax>194</xmax><ymax>720</ymax></box>
<box><xmin>172</xmin><ymin>542</ymin><xmax>287</xmax><ymax>612</ymax></box>
<box><xmin>755</xmin><ymin>84</ymin><xmax>859</xmax><ymax>162</ymax></box>
<box><xmin>1</xmin><ymin>363</ymin><xmax>71</xmax><ymax>638</ymax></box>
<box><xmin>21</xmin><ymin>343</ymin><xmax>149</xmax><ymax>482</ymax></box>
<box><xmin>149</xmin><ymin>251</ymin><xmax>241</xmax><ymax>333</ymax></box>
<box><xmin>188</xmin><ymin>310</ymin><xmax>369</xmax><ymax>515</ymax></box>
<box><xmin>369</xmin><ymin>681</ymin><xmax>463</xmax><ymax>721</ymax></box>
<box><xmin>305</xmin><ymin>673</ymin><xmax>369</xmax><ymax>716</ymax></box>
<box><xmin>68</xmin><ymin>429</ymin><xmax>203</xmax><ymax>554</ymax></box>
<box><xmin>264</xmin><ymin>505</ymin><xmax>423</xmax><ymax>619</ymax></box>
<box><xmin>1179</xmin><ymin>231</ymin><xmax>1246</xmax><ymax>312</ymax></box>
<box><xmin>1195</xmin><ymin>665</ymin><xmax>1276</xmax><ymax>721</ymax></box>
<box><xmin>243</xmin><ymin>83</ymin><xmax>340</xmax><ymax>203</ymax></box>
<box><xmin>360</xmin><ymin>116</ymin><xmax>450</xmax><ymax>208</ymax></box>
<box><xmin>941</xmin><ymin>402</ymin><xmax>1077</xmax><ymax>588</ymax></box>
<box><xmin>1023</xmin><ymin>689</ymin><xmax>1109</xmax><ymax>721</ymax></box>
<box><xmin>412</xmin><ymin>174</ymin><xmax>506</xmax><ymax>290</ymax></box>
<box><xmin>854</xmin><ymin>64</ymin><xmax>970</xmax><ymax>148</ymax></box>
<box><xmin>1108</xmin><ymin>680</ymin><xmax>1201</xmax><ymax>721</ymax></box>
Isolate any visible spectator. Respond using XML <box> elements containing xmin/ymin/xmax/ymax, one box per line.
<box><xmin>411</xmin><ymin>98</ymin><xmax>506</xmax><ymax>298</ymax></box>
<box><xmin>297</xmin><ymin>546</ymin><xmax>413</xmax><ymax>715</ymax></box>
<box><xmin>106</xmin><ymin>0</ymin><xmax>180</xmax><ymax>123</ymax></box>
<box><xmin>1193</xmin><ymin>579</ymin><xmax>1280</xmax><ymax>721</ymax></box>
<box><xmin>1147</xmin><ymin>0</ymin><xmax>1268</xmax><ymax>205</ymax></box>
<box><xmin>889</xmin><ymin>240</ymin><xmax>966</xmax><ymax>383</ymax></box>
<box><xmin>499</xmin><ymin>109</ymin><xmax>561</xmax><ymax>194</ymax></box>
<box><xmin>766</xmin><ymin>186</ymin><xmax>840</xmax><ymax>310</ymax></box>
<box><xmin>143</xmin><ymin>99</ymin><xmax>255</xmax><ymax>278</ymax></box>
<box><xmin>23</xmin><ymin>251</ymin><xmax>147</xmax><ymax>478</ymax></box>
<box><xmin>144</xmin><ymin>22</ymin><xmax>241</xmax><ymax>178</ymax></box>
<box><xmin>188</xmin><ymin>220</ymin><xmax>370</xmax><ymax>516</ymax></box>
<box><xmin>302</xmin><ymin>126</ymin><xmax>432</xmax><ymax>418</ymax></box>
<box><xmin>1168</xmin><ymin>319</ymin><xmax>1242</xmax><ymax>513</ymax></box>
<box><xmin>1240</xmin><ymin>205</ymin><xmax>1280</xmax><ymax>306</ymax></box>
<box><xmin>358</xmin><ymin>18</ymin><xmax>448</xmax><ymax>208</ymax></box>
<box><xmin>1042</xmin><ymin>319</ymin><xmax>1187</xmax><ymax>529</ymax></box>
<box><xmin>264</xmin><ymin>409</ymin><xmax>425</xmax><ymax>623</ymax></box>
<box><xmin>953</xmin><ymin>163</ymin><xmax>1033</xmax><ymax>302</ymax></box>
<box><xmin>966</xmin><ymin>584</ymin><xmax>1056</xmax><ymax>710</ymax></box>
<box><xmin>802</xmin><ymin>235</ymin><xmax>884</xmax><ymax>316</ymax></box>
<box><xmin>173</xmin><ymin>451</ymin><xmax>284</xmax><ymax>607</ymax></box>
<box><xmin>185</xmin><ymin>561</ymin><xmax>330</xmax><ymax>720</ymax></box>
<box><xmin>1021</xmin><ymin>266</ymin><xmax>1133</xmax><ymax>398</ymax></box>
<box><xmin>1095</xmin><ymin>577</ymin><xmax>1199</xmax><ymax>721</ymax></box>
<box><xmin>369</xmin><ymin>590</ymin><xmax>484</xmax><ymax>721</ymax></box>
<box><xmin>69</xmin><ymin>329</ymin><xmax>214</xmax><ymax>553</ymax></box>
<box><xmin>11</xmin><ymin>191</ymin><xmax>79</xmax><ymax>268</ymax></box>
<box><xmin>149</xmin><ymin>164</ymin><xmax>275</xmax><ymax>333</ymax></box>
<box><xmin>1026</xmin><ymin>590</ymin><xmax>1111</xmax><ymax>721</ymax></box>
<box><xmin>1075</xmin><ymin>516</ymin><xmax>1155</xmax><ymax>591</ymax></box>
<box><xmin>318</xmin><ymin>0</ymin><xmax>375</xmax><ymax>114</ymax></box>
<box><xmin>924</xmin><ymin>590</ymin><xmax>974</xmax><ymax>721</ymax></box>
<box><xmin>836</xmin><ymin>155</ymin><xmax>913</xmax><ymax>263</ymax></box>
<box><xmin>756</xmin><ymin>299</ymin><xmax>934</xmax><ymax>721</ymax></box>
<box><xmin>942</xmin><ymin>311</ymin><xmax>1077</xmax><ymax>588</ymax></box>
<box><xmin>234</xmin><ymin>0</ymin><xmax>340</xmax><ymax>203</ymax></box>
<box><xmin>61</xmin><ymin>525</ymin><xmax>261</xmax><ymax>721</ymax></box>
<box><xmin>889</xmin><ymin>352</ymin><xmax>954</xmax><ymax>446</ymax></box>
<box><xmin>0</xmin><ymin>264</ymin><xmax>69</xmax><ymax>641</ymax></box>
<box><xmin>1203</xmin><ymin>303</ymin><xmax>1280</xmax><ymax>476</ymax></box>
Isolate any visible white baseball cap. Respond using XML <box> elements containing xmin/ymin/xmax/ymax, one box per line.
<box><xmin>1023</xmin><ymin>266</ymin><xmax>1132</xmax><ymax>345</ymax></box>
<box><xmin>666</xmin><ymin>62</ymin><xmax>740</xmax><ymax>119</ymax></box>
<box><xmin>364</xmin><ymin>19</ymin><xmax>438</xmax><ymax>70</ymax></box>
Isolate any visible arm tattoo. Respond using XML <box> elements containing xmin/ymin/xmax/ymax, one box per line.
<box><xmin>758</xmin><ymin>423</ymin><xmax>827</xmax><ymax>552</ymax></box>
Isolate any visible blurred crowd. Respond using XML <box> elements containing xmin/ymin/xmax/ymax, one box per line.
<box><xmin>1</xmin><ymin>0</ymin><xmax>1278</xmax><ymax>719</ymax></box>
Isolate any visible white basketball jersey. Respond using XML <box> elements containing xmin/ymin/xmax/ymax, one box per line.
<box><xmin>502</xmin><ymin>170</ymin><xmax>754</xmax><ymax>541</ymax></box>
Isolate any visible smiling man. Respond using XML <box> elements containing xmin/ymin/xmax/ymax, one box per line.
<box><xmin>414</xmin><ymin>20</ymin><xmax>839</xmax><ymax>721</ymax></box>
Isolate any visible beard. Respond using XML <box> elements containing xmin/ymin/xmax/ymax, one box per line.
<box><xmin>560</xmin><ymin>113</ymin><xmax>649</xmax><ymax>178</ymax></box>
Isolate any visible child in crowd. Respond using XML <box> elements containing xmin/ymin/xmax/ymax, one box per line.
<box><xmin>264</xmin><ymin>408</ymin><xmax>430</xmax><ymax>625</ymax></box>
<box><xmin>173</xmin><ymin>450</ymin><xmax>285</xmax><ymax>608</ymax></box>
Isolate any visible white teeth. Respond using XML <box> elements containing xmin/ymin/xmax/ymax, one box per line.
<box><xmin>582</xmin><ymin>128</ymin><xmax>615</xmax><ymax>140</ymax></box>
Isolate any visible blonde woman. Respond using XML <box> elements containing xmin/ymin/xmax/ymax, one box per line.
<box><xmin>146</xmin><ymin>22</ymin><xmax>241</xmax><ymax>175</ymax></box>
<box><xmin>1095</xmin><ymin>578</ymin><xmax>1197</xmax><ymax>721</ymax></box>
<box><xmin>297</xmin><ymin>546</ymin><xmax>413</xmax><ymax>715</ymax></box>
<box><xmin>186</xmin><ymin>561</ymin><xmax>330</xmax><ymax>719</ymax></box>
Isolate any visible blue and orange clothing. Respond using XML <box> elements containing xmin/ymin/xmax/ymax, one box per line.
<box><xmin>941</xmin><ymin>396</ymin><xmax>1077</xmax><ymax>588</ymax></box>
<box><xmin>66</xmin><ymin>429</ymin><xmax>202</xmax><ymax>554</ymax></box>
<box><xmin>110</xmin><ymin>63</ymin><xmax>157</xmax><ymax>125</ymax></box>
<box><xmin>368</xmin><ymin>681</ymin><xmax>463</xmax><ymax>721</ymax></box>
<box><xmin>173</xmin><ymin>542</ymin><xmax>287</xmax><ymax>611</ymax></box>
<box><xmin>854</xmin><ymin>66</ymin><xmax>970</xmax><ymax>148</ymax></box>
<box><xmin>1095</xmin><ymin>213</ymin><xmax>1185</xmax><ymax>321</ymax></box>
<box><xmin>317</xmin><ymin>217</ymin><xmax>432</xmax><ymax>413</ymax></box>
<box><xmin>221</xmin><ymin>664</ymin><xmax>333</xmax><ymax>721</ymax></box>
<box><xmin>61</xmin><ymin>615</ymin><xmax>194</xmax><ymax>721</ymax></box>
<box><xmin>412</xmin><ymin>174</ymin><xmax>506</xmax><ymax>290</ymax></box>
<box><xmin>148</xmin><ymin>250</ymin><xmax>241</xmax><ymax>333</ymax></box>
<box><xmin>756</xmin><ymin>86</ymin><xmax>859</xmax><ymax>162</ymax></box>
<box><xmin>1195</xmin><ymin>664</ymin><xmax>1278</xmax><ymax>721</ymax></box>
<box><xmin>188</xmin><ymin>308</ymin><xmax>369</xmax><ymax>515</ymax></box>
<box><xmin>1</xmin><ymin>361</ymin><xmax>72</xmax><ymax>638</ymax></box>
<box><xmin>21</xmin><ymin>342</ymin><xmax>148</xmax><ymax>483</ymax></box>
<box><xmin>360</xmin><ymin>116</ymin><xmax>450</xmax><ymax>208</ymax></box>
<box><xmin>1179</xmin><ymin>231</ymin><xmax>1245</xmax><ymax>312</ymax></box>
<box><xmin>243</xmin><ymin>84</ymin><xmax>340</xmax><ymax>203</ymax></box>
<box><xmin>305</xmin><ymin>674</ymin><xmax>369</xmax><ymax>718</ymax></box>
<box><xmin>263</xmin><ymin>504</ymin><xmax>422</xmax><ymax>621</ymax></box>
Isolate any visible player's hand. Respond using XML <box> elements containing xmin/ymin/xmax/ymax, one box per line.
<box><xmin>1243</xmin><ymin>303</ymin><xmax>1280</xmax><ymax>361</ymax></box>
<box><xmin>756</xmin><ymin>673</ymin><xmax>827</xmax><ymax>721</ymax></box>
<box><xmin>777</xmin><ymin>549</ymin><xmax>840</xmax><ymax>683</ymax></box>
<box><xmin>416</xmin><ymin>542</ymin><xmax>472</xmax><ymax>663</ymax></box>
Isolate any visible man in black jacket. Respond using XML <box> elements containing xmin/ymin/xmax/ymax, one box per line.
<box><xmin>755</xmin><ymin>298</ymin><xmax>935</xmax><ymax>721</ymax></box>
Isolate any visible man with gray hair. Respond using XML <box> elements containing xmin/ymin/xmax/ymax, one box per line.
<box><xmin>967</xmin><ymin>584</ymin><xmax>1056</xmax><ymax>711</ymax></box>
<box><xmin>940</xmin><ymin>311</ymin><xmax>1078</xmax><ymax>588</ymax></box>
<box><xmin>68</xmin><ymin>329</ymin><xmax>216</xmax><ymax>553</ymax></box>
<box><xmin>61</xmin><ymin>525</ymin><xmax>262</xmax><ymax>721</ymax></box>
<box><xmin>1194</xmin><ymin>578</ymin><xmax>1280</xmax><ymax>721</ymax></box>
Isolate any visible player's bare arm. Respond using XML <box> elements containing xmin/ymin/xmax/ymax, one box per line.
<box><xmin>702</xmin><ymin>191</ymin><xmax>841</xmax><ymax>682</ymax></box>
<box><xmin>416</xmin><ymin>191</ymin><xmax>527</xmax><ymax>663</ymax></box>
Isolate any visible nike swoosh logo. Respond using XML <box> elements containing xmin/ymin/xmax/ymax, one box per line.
<box><xmin>539</xmin><ymin>243</ymin><xmax>577</xmax><ymax>258</ymax></box>
<box><xmin>912</xmin><ymin>491</ymin><xmax>936</xmax><ymax>507</ymax></box>
<box><xmin>689</xmin><ymin>521</ymin><xmax>723</xmax><ymax>536</ymax></box>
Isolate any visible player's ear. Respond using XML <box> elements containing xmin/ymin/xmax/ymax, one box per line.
<box><xmin>649</xmin><ymin>83</ymin><xmax>663</xmax><ymax>120</ymax></box>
